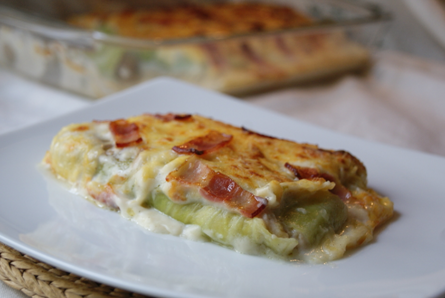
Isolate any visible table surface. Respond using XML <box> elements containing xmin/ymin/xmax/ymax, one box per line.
<box><xmin>1</xmin><ymin>0</ymin><xmax>445</xmax><ymax>297</ymax></box>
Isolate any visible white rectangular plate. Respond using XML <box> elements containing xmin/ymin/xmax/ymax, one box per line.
<box><xmin>1</xmin><ymin>78</ymin><xmax>445</xmax><ymax>298</ymax></box>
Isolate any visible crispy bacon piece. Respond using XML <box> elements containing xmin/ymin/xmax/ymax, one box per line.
<box><xmin>328</xmin><ymin>183</ymin><xmax>352</xmax><ymax>201</ymax></box>
<box><xmin>167</xmin><ymin>158</ymin><xmax>267</xmax><ymax>218</ymax></box>
<box><xmin>172</xmin><ymin>131</ymin><xmax>232</xmax><ymax>155</ymax></box>
<box><xmin>109</xmin><ymin>119</ymin><xmax>142</xmax><ymax>148</ymax></box>
<box><xmin>201</xmin><ymin>172</ymin><xmax>268</xmax><ymax>218</ymax></box>
<box><xmin>319</xmin><ymin>172</ymin><xmax>352</xmax><ymax>201</ymax></box>
<box><xmin>285</xmin><ymin>163</ymin><xmax>352</xmax><ymax>201</ymax></box>
<box><xmin>285</xmin><ymin>163</ymin><xmax>318</xmax><ymax>179</ymax></box>
<box><xmin>153</xmin><ymin>113</ymin><xmax>192</xmax><ymax>122</ymax></box>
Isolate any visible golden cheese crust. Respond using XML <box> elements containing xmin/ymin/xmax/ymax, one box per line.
<box><xmin>43</xmin><ymin>113</ymin><xmax>393</xmax><ymax>262</ymax></box>
<box><xmin>137</xmin><ymin>114</ymin><xmax>365</xmax><ymax>188</ymax></box>
<box><xmin>68</xmin><ymin>3</ymin><xmax>312</xmax><ymax>40</ymax></box>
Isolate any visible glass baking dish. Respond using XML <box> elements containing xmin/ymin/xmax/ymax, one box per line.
<box><xmin>0</xmin><ymin>0</ymin><xmax>390</xmax><ymax>98</ymax></box>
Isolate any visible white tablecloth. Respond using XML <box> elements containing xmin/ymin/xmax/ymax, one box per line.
<box><xmin>1</xmin><ymin>51</ymin><xmax>445</xmax><ymax>297</ymax></box>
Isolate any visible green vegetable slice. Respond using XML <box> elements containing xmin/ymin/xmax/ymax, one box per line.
<box><xmin>275</xmin><ymin>188</ymin><xmax>348</xmax><ymax>246</ymax></box>
<box><xmin>148</xmin><ymin>191</ymin><xmax>298</xmax><ymax>256</ymax></box>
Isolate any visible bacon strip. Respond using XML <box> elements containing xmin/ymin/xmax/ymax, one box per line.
<box><xmin>285</xmin><ymin>163</ymin><xmax>352</xmax><ymax>201</ymax></box>
<box><xmin>167</xmin><ymin>158</ymin><xmax>267</xmax><ymax>218</ymax></box>
<box><xmin>172</xmin><ymin>131</ymin><xmax>232</xmax><ymax>155</ymax></box>
<box><xmin>201</xmin><ymin>172</ymin><xmax>268</xmax><ymax>218</ymax></box>
<box><xmin>319</xmin><ymin>172</ymin><xmax>352</xmax><ymax>201</ymax></box>
<box><xmin>109</xmin><ymin>119</ymin><xmax>142</xmax><ymax>148</ymax></box>
<box><xmin>285</xmin><ymin>163</ymin><xmax>318</xmax><ymax>179</ymax></box>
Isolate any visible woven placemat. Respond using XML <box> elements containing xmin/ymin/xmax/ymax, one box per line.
<box><xmin>0</xmin><ymin>242</ymin><xmax>151</xmax><ymax>298</ymax></box>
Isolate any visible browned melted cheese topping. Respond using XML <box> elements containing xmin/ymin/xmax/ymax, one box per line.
<box><xmin>68</xmin><ymin>3</ymin><xmax>313</xmax><ymax>40</ymax></box>
<box><xmin>128</xmin><ymin>114</ymin><xmax>365</xmax><ymax>194</ymax></box>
